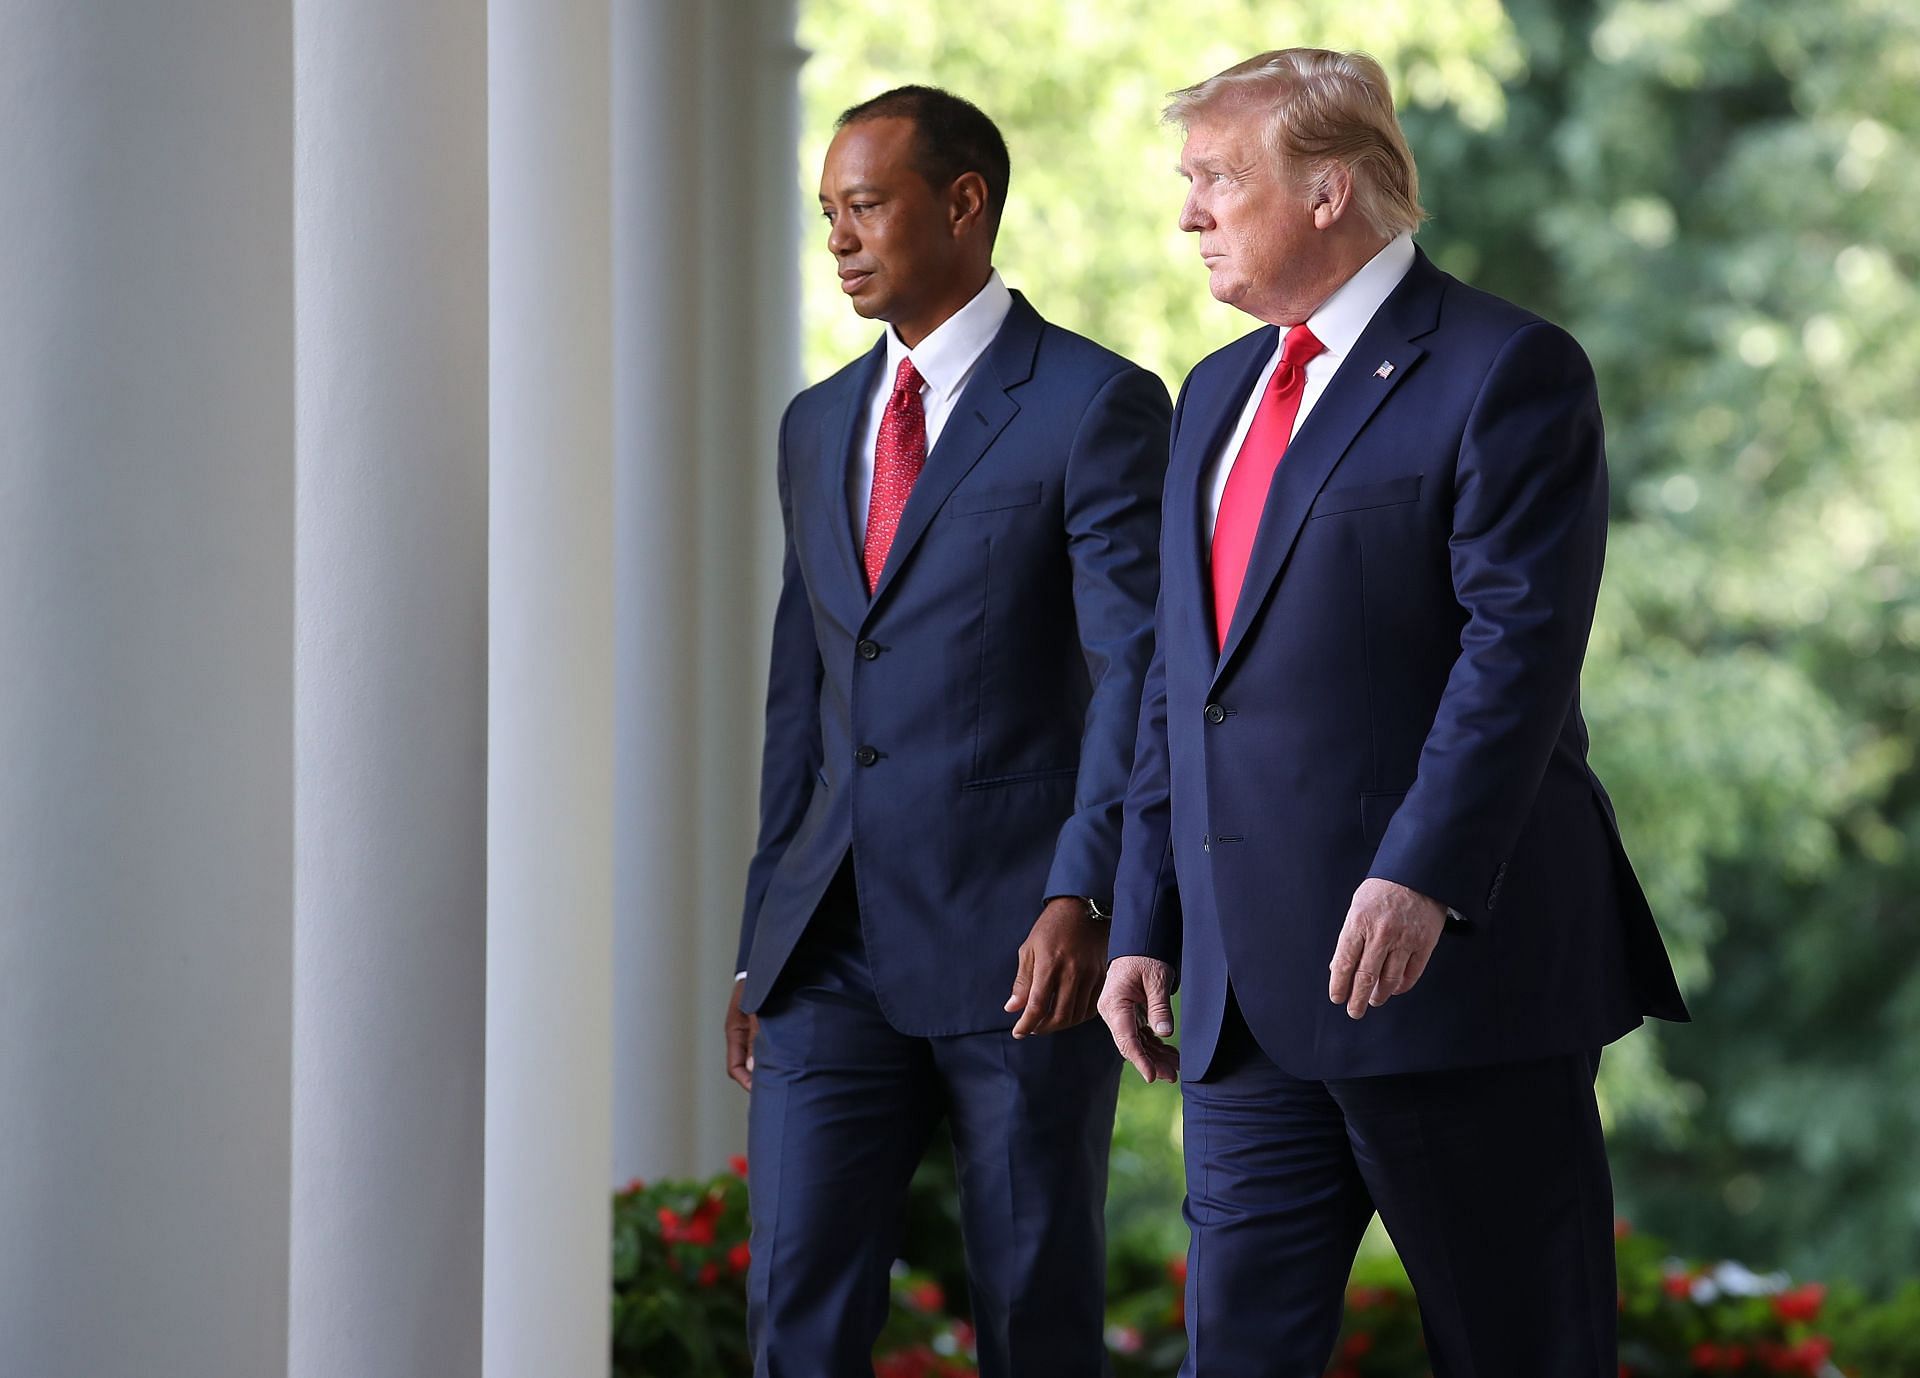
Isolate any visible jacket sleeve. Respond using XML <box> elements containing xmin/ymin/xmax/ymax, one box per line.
<box><xmin>735</xmin><ymin>401</ymin><xmax>825</xmax><ymax>972</ymax></box>
<box><xmin>1367</xmin><ymin>321</ymin><xmax>1610</xmax><ymax>919</ymax></box>
<box><xmin>1106</xmin><ymin>371</ymin><xmax>1189</xmax><ymax>975</ymax></box>
<box><xmin>1041</xmin><ymin>365</ymin><xmax>1173</xmax><ymax>910</ymax></box>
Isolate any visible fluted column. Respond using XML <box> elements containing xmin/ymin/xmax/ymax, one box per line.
<box><xmin>484</xmin><ymin>1</ymin><xmax>616</xmax><ymax>1373</ymax></box>
<box><xmin>288</xmin><ymin>2</ymin><xmax>489</xmax><ymax>1375</ymax></box>
<box><xmin>611</xmin><ymin>0</ymin><xmax>803</xmax><ymax>1186</ymax></box>
<box><xmin>0</xmin><ymin>5</ymin><xmax>296</xmax><ymax>1377</ymax></box>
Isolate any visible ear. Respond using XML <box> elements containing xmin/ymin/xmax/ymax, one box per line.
<box><xmin>1310</xmin><ymin>161</ymin><xmax>1354</xmax><ymax>231</ymax></box>
<box><xmin>948</xmin><ymin>170</ymin><xmax>990</xmax><ymax>238</ymax></box>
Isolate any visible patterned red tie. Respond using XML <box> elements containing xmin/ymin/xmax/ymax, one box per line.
<box><xmin>864</xmin><ymin>358</ymin><xmax>927</xmax><ymax>594</ymax></box>
<box><xmin>1210</xmin><ymin>323</ymin><xmax>1325</xmax><ymax>649</ymax></box>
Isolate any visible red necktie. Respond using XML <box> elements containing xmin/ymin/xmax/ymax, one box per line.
<box><xmin>864</xmin><ymin>358</ymin><xmax>926</xmax><ymax>594</ymax></box>
<box><xmin>1210</xmin><ymin>324</ymin><xmax>1325</xmax><ymax>648</ymax></box>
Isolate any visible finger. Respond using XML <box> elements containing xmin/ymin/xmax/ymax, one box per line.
<box><xmin>1346</xmin><ymin>960</ymin><xmax>1381</xmax><ymax>1020</ymax></box>
<box><xmin>1374</xmin><ymin>946</ymin><xmax>1411</xmax><ymax>1005</ymax></box>
<box><xmin>726</xmin><ymin>1029</ymin><xmax>752</xmax><ymax>1092</ymax></box>
<box><xmin>1143</xmin><ymin>964</ymin><xmax>1176</xmax><ymax>1037</ymax></box>
<box><xmin>1398</xmin><ymin>940</ymin><xmax>1435</xmax><ymax>993</ymax></box>
<box><xmin>1012</xmin><ymin>956</ymin><xmax>1057</xmax><ymax>1040</ymax></box>
<box><xmin>1328</xmin><ymin>915</ymin><xmax>1363</xmax><ymax>1003</ymax></box>
<box><xmin>1005</xmin><ymin>944</ymin><xmax>1035</xmax><ymax>1013</ymax></box>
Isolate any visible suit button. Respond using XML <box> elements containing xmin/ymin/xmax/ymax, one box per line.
<box><xmin>856</xmin><ymin>639</ymin><xmax>880</xmax><ymax>660</ymax></box>
<box><xmin>1204</xmin><ymin>703</ymin><xmax>1226</xmax><ymax>724</ymax></box>
<box><xmin>854</xmin><ymin>745</ymin><xmax>879</xmax><ymax>767</ymax></box>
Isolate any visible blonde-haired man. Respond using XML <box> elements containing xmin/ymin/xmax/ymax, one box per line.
<box><xmin>1099</xmin><ymin>48</ymin><xmax>1687</xmax><ymax>1375</ymax></box>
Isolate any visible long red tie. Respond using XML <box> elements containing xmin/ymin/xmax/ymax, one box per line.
<box><xmin>864</xmin><ymin>358</ymin><xmax>926</xmax><ymax>594</ymax></box>
<box><xmin>1210</xmin><ymin>324</ymin><xmax>1325</xmax><ymax>648</ymax></box>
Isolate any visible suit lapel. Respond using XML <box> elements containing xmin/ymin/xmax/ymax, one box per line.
<box><xmin>1168</xmin><ymin>327</ymin><xmax>1277</xmax><ymax>654</ymax></box>
<box><xmin>813</xmin><ymin>339</ymin><xmax>885</xmax><ymax>625</ymax></box>
<box><xmin>1211</xmin><ymin>249</ymin><xmax>1447</xmax><ymax>688</ymax></box>
<box><xmin>865</xmin><ymin>294</ymin><xmax>1041</xmax><ymax>612</ymax></box>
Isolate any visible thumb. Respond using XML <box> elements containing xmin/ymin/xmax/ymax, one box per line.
<box><xmin>1005</xmin><ymin>945</ymin><xmax>1034</xmax><ymax>1012</ymax></box>
<box><xmin>1143</xmin><ymin>963</ymin><xmax>1175</xmax><ymax>1036</ymax></box>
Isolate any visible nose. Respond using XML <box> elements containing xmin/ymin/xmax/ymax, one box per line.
<box><xmin>1178</xmin><ymin>186</ymin><xmax>1211</xmax><ymax>234</ymax></box>
<box><xmin>827</xmin><ymin>214</ymin><xmax>857</xmax><ymax>257</ymax></box>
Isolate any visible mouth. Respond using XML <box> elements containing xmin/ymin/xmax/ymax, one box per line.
<box><xmin>838</xmin><ymin>267</ymin><xmax>874</xmax><ymax>293</ymax></box>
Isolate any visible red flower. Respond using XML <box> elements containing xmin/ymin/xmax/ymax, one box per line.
<box><xmin>1170</xmin><ymin>1291</ymin><xmax>1185</xmax><ymax>1330</ymax></box>
<box><xmin>1614</xmin><ymin>1216</ymin><xmax>1633</xmax><ymax>1240</ymax></box>
<box><xmin>730</xmin><ymin>1154</ymin><xmax>750</xmax><ymax>1178</ymax></box>
<box><xmin>950</xmin><ymin>1320</ymin><xmax>975</xmax><ymax>1355</ymax></box>
<box><xmin>1346</xmin><ymin>1284</ymin><xmax>1395</xmax><ymax>1310</ymax></box>
<box><xmin>1755</xmin><ymin>1341</ymin><xmax>1789</xmax><ymax>1372</ymax></box>
<box><xmin>905</xmin><ymin>1280</ymin><xmax>945</xmax><ymax>1313</ymax></box>
<box><xmin>1691</xmin><ymin>1341</ymin><xmax>1723</xmax><ymax>1370</ymax></box>
<box><xmin>1621</xmin><ymin>1366</ymin><xmax>1635</xmax><ymax>1378</ymax></box>
<box><xmin>621</xmin><ymin>1177</ymin><xmax>645</xmax><ymax>1196</ymax></box>
<box><xmin>1725</xmin><ymin>1346</ymin><xmax>1749</xmax><ymax>1368</ymax></box>
<box><xmin>1109</xmin><ymin>1325</ymin><xmax>1143</xmax><ymax>1354</ymax></box>
<box><xmin>697</xmin><ymin>1261</ymin><xmax>720</xmax><ymax>1287</ymax></box>
<box><xmin>728</xmin><ymin>1241</ymin><xmax>752</xmax><ymax>1274</ymax></box>
<box><xmin>1787</xmin><ymin>1336</ymin><xmax>1833</xmax><ymax>1374</ymax></box>
<box><xmin>1772</xmin><ymin>1283</ymin><xmax>1827</xmax><ymax>1324</ymax></box>
<box><xmin>1341</xmin><ymin>1331</ymin><xmax>1376</xmax><ymax>1359</ymax></box>
<box><xmin>656</xmin><ymin>1206</ymin><xmax>682</xmax><ymax>1242</ymax></box>
<box><xmin>1662</xmin><ymin>1272</ymin><xmax>1696</xmax><ymax>1301</ymax></box>
<box><xmin>1166</xmin><ymin>1253</ymin><xmax>1188</xmax><ymax>1285</ymax></box>
<box><xmin>683</xmin><ymin>1215</ymin><xmax>717</xmax><ymax>1246</ymax></box>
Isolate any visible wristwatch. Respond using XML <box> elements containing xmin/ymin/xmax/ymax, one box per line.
<box><xmin>1084</xmin><ymin>896</ymin><xmax>1111</xmax><ymax>922</ymax></box>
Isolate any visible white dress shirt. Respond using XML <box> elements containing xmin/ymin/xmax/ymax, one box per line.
<box><xmin>1202</xmin><ymin>234</ymin><xmax>1416</xmax><ymax>540</ymax></box>
<box><xmin>849</xmin><ymin>269</ymin><xmax>1014</xmax><ymax>535</ymax></box>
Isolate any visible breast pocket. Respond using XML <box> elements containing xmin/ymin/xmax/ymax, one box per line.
<box><xmin>947</xmin><ymin>482</ymin><xmax>1043</xmax><ymax>517</ymax></box>
<box><xmin>1308</xmin><ymin>474</ymin><xmax>1423</xmax><ymax>518</ymax></box>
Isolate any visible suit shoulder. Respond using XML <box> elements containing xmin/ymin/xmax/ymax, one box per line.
<box><xmin>1031</xmin><ymin>319</ymin><xmax>1164</xmax><ymax>396</ymax></box>
<box><xmin>785</xmin><ymin>349</ymin><xmax>877</xmax><ymax>428</ymax></box>
<box><xmin>1434</xmin><ymin>273</ymin><xmax>1586</xmax><ymax>362</ymax></box>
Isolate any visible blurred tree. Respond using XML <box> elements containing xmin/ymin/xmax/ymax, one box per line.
<box><xmin>797</xmin><ymin>0</ymin><xmax>1920</xmax><ymax>1288</ymax></box>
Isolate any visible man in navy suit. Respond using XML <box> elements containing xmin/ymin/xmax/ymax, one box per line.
<box><xmin>1097</xmin><ymin>50</ymin><xmax>1689</xmax><ymax>1375</ymax></box>
<box><xmin>725</xmin><ymin>86</ymin><xmax>1170</xmax><ymax>1376</ymax></box>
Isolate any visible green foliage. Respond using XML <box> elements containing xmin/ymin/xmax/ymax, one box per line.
<box><xmin>615</xmin><ymin>1173</ymin><xmax>1920</xmax><ymax>1375</ymax></box>
<box><xmin>799</xmin><ymin>0</ymin><xmax>1920</xmax><ymax>1288</ymax></box>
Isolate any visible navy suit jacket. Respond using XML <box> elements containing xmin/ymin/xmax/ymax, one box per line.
<box><xmin>738</xmin><ymin>293</ymin><xmax>1172</xmax><ymax>1036</ymax></box>
<box><xmin>1112</xmin><ymin>248</ymin><xmax>1688</xmax><ymax>1081</ymax></box>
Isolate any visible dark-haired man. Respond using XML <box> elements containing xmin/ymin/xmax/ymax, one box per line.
<box><xmin>723</xmin><ymin>86</ymin><xmax>1170</xmax><ymax>1376</ymax></box>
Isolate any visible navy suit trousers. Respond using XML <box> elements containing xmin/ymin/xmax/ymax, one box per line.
<box><xmin>746</xmin><ymin>858</ymin><xmax>1122</xmax><ymax>1378</ymax></box>
<box><xmin>1177</xmin><ymin>993</ymin><xmax>1616</xmax><ymax>1377</ymax></box>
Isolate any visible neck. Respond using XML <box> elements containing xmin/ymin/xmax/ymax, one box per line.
<box><xmin>890</xmin><ymin>263</ymin><xmax>994</xmax><ymax>349</ymax></box>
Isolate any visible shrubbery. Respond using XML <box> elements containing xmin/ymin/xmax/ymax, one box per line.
<box><xmin>612</xmin><ymin>1167</ymin><xmax>1920</xmax><ymax>1377</ymax></box>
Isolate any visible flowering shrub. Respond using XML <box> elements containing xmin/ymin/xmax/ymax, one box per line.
<box><xmin>611</xmin><ymin>1162</ymin><xmax>977</xmax><ymax>1378</ymax></box>
<box><xmin>614</xmin><ymin>1166</ymin><xmax>1913</xmax><ymax>1378</ymax></box>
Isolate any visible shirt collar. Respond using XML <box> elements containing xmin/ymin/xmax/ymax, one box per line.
<box><xmin>1302</xmin><ymin>233</ymin><xmax>1415</xmax><ymax>363</ymax></box>
<box><xmin>884</xmin><ymin>269</ymin><xmax>1013</xmax><ymax>401</ymax></box>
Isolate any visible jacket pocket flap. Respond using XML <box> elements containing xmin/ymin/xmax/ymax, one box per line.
<box><xmin>948</xmin><ymin>481</ymin><xmax>1042</xmax><ymax>516</ymax></box>
<box><xmin>1309</xmin><ymin>474</ymin><xmax>1423</xmax><ymax>518</ymax></box>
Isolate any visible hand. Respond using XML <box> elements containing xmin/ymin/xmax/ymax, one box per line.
<box><xmin>1097</xmin><ymin>956</ymin><xmax>1180</xmax><ymax>1083</ymax></box>
<box><xmin>724</xmin><ymin>977</ymin><xmax>758</xmax><ymax>1091</ymax></box>
<box><xmin>1005</xmin><ymin>897</ymin><xmax>1109</xmax><ymax>1038</ymax></box>
<box><xmin>1328</xmin><ymin>877</ymin><xmax>1446</xmax><ymax>1020</ymax></box>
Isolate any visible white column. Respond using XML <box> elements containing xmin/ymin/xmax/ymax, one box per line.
<box><xmin>611</xmin><ymin>0</ymin><xmax>803</xmax><ymax>1185</ymax></box>
<box><xmin>0</xmin><ymin>6</ymin><xmax>295</xmax><ymax>1378</ymax></box>
<box><xmin>288</xmin><ymin>3</ymin><xmax>488</xmax><ymax>1376</ymax></box>
<box><xmin>484</xmin><ymin>1</ymin><xmax>616</xmax><ymax>1373</ymax></box>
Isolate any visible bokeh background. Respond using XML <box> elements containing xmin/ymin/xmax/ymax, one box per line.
<box><xmin>795</xmin><ymin>0</ymin><xmax>1920</xmax><ymax>1295</ymax></box>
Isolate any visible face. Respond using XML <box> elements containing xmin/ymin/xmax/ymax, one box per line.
<box><xmin>1176</xmin><ymin>110</ymin><xmax>1331</xmax><ymax>325</ymax></box>
<box><xmin>818</xmin><ymin>117</ymin><xmax>983</xmax><ymax>346</ymax></box>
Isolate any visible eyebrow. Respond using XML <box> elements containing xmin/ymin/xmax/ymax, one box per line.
<box><xmin>820</xmin><ymin>183</ymin><xmax>885</xmax><ymax>202</ymax></box>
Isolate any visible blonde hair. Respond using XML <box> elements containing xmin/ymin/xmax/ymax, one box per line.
<box><xmin>1165</xmin><ymin>49</ymin><xmax>1426</xmax><ymax>239</ymax></box>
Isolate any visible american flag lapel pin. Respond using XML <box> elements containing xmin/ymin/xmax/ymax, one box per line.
<box><xmin>1373</xmin><ymin>360</ymin><xmax>1395</xmax><ymax>379</ymax></box>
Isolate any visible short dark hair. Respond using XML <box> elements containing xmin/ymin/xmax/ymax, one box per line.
<box><xmin>836</xmin><ymin>85</ymin><xmax>1010</xmax><ymax>226</ymax></box>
